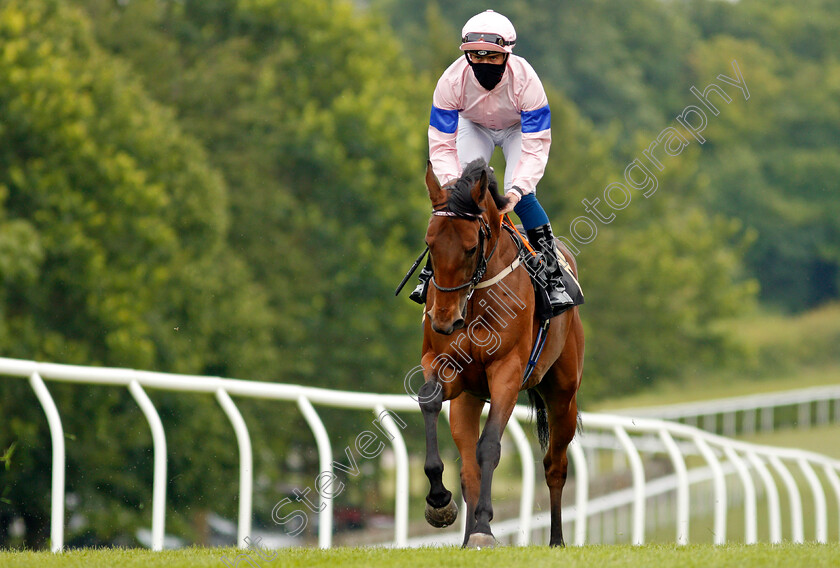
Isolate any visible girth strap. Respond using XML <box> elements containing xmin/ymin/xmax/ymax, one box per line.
<box><xmin>522</xmin><ymin>318</ymin><xmax>551</xmax><ymax>386</ymax></box>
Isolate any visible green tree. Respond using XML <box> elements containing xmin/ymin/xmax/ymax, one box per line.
<box><xmin>1</xmin><ymin>0</ymin><xmax>448</xmax><ymax>548</ymax></box>
<box><xmin>515</xmin><ymin>90</ymin><xmax>757</xmax><ymax>398</ymax></box>
<box><xmin>687</xmin><ymin>29</ymin><xmax>840</xmax><ymax>310</ymax></box>
<box><xmin>383</xmin><ymin>0</ymin><xmax>840</xmax><ymax>312</ymax></box>
<box><xmin>0</xmin><ymin>0</ymin><xmax>278</xmax><ymax>547</ymax></box>
<box><xmin>79</xmin><ymin>0</ymin><xmax>433</xmax><ymax>393</ymax></box>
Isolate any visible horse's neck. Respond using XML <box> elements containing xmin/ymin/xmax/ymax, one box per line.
<box><xmin>470</xmin><ymin>222</ymin><xmax>533</xmax><ymax>329</ymax></box>
<box><xmin>487</xmin><ymin>220</ymin><xmax>516</xmax><ymax>270</ymax></box>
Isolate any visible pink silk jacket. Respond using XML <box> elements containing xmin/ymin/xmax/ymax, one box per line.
<box><xmin>428</xmin><ymin>54</ymin><xmax>552</xmax><ymax>195</ymax></box>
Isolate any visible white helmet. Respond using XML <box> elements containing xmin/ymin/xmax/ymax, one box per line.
<box><xmin>460</xmin><ymin>10</ymin><xmax>516</xmax><ymax>54</ymax></box>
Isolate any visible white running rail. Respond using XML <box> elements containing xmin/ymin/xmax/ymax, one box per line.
<box><xmin>412</xmin><ymin>411</ymin><xmax>840</xmax><ymax>547</ymax></box>
<box><xmin>609</xmin><ymin>385</ymin><xmax>840</xmax><ymax>437</ymax></box>
<box><xmin>1</xmin><ymin>356</ymin><xmax>839</xmax><ymax>552</ymax></box>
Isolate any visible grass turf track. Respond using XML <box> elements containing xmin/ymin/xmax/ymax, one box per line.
<box><xmin>1</xmin><ymin>543</ymin><xmax>839</xmax><ymax>568</ymax></box>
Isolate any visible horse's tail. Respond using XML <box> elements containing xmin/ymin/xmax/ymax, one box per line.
<box><xmin>527</xmin><ymin>389</ymin><xmax>549</xmax><ymax>451</ymax></box>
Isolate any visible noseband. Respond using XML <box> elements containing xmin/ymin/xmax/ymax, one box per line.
<box><xmin>429</xmin><ymin>210</ymin><xmax>498</xmax><ymax>296</ymax></box>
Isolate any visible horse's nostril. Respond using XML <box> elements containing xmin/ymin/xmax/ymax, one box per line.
<box><xmin>432</xmin><ymin>322</ymin><xmax>455</xmax><ymax>335</ymax></box>
<box><xmin>452</xmin><ymin>318</ymin><xmax>465</xmax><ymax>331</ymax></box>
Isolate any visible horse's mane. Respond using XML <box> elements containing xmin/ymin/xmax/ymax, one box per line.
<box><xmin>446</xmin><ymin>159</ymin><xmax>509</xmax><ymax>217</ymax></box>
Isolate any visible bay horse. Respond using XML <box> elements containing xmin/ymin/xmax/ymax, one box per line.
<box><xmin>418</xmin><ymin>159</ymin><xmax>584</xmax><ymax>547</ymax></box>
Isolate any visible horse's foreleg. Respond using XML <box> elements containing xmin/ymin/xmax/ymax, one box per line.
<box><xmin>449</xmin><ymin>393</ymin><xmax>484</xmax><ymax>546</ymax></box>
<box><xmin>419</xmin><ymin>380</ymin><xmax>458</xmax><ymax>528</ymax></box>
<box><xmin>468</xmin><ymin>377</ymin><xmax>518</xmax><ymax>546</ymax></box>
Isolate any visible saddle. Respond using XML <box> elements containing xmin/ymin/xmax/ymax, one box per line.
<box><xmin>503</xmin><ymin>222</ymin><xmax>585</xmax><ymax>324</ymax></box>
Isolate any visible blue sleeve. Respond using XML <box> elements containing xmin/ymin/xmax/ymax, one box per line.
<box><xmin>430</xmin><ymin>105</ymin><xmax>459</xmax><ymax>134</ymax></box>
<box><xmin>521</xmin><ymin>105</ymin><xmax>551</xmax><ymax>134</ymax></box>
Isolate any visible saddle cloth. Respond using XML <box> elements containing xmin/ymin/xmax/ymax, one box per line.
<box><xmin>508</xmin><ymin>224</ymin><xmax>585</xmax><ymax>322</ymax></box>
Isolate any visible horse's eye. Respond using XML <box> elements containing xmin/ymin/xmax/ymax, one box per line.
<box><xmin>465</xmin><ymin>246</ymin><xmax>477</xmax><ymax>256</ymax></box>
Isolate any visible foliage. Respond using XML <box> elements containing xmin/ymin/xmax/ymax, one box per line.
<box><xmin>525</xmin><ymin>91</ymin><xmax>757</xmax><ymax>398</ymax></box>
<box><xmin>593</xmin><ymin>302</ymin><xmax>840</xmax><ymax>411</ymax></box>
<box><xmin>684</xmin><ymin>30</ymin><xmax>840</xmax><ymax>310</ymax></box>
<box><xmin>4</xmin><ymin>0</ymin><xmax>839</xmax><ymax>550</ymax></box>
<box><xmin>80</xmin><ymin>0</ymin><xmax>431</xmax><ymax>391</ymax></box>
<box><xmin>0</xmin><ymin>0</ymin><xmax>274</xmax><ymax>548</ymax></box>
<box><xmin>379</xmin><ymin>0</ymin><xmax>840</xmax><ymax>311</ymax></box>
<box><xmin>0</xmin><ymin>0</ymin><xmax>435</xmax><ymax>549</ymax></box>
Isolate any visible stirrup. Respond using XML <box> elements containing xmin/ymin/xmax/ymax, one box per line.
<box><xmin>550</xmin><ymin>287</ymin><xmax>574</xmax><ymax>306</ymax></box>
<box><xmin>409</xmin><ymin>268</ymin><xmax>433</xmax><ymax>304</ymax></box>
<box><xmin>548</xmin><ymin>280</ymin><xmax>575</xmax><ymax>315</ymax></box>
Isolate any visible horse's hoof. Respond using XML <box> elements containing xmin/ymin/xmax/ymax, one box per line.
<box><xmin>465</xmin><ymin>532</ymin><xmax>497</xmax><ymax>549</ymax></box>
<box><xmin>424</xmin><ymin>499</ymin><xmax>458</xmax><ymax>528</ymax></box>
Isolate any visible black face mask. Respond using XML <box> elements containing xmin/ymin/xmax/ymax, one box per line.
<box><xmin>466</xmin><ymin>54</ymin><xmax>508</xmax><ymax>91</ymax></box>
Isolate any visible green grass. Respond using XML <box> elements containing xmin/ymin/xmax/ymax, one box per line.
<box><xmin>592</xmin><ymin>302</ymin><xmax>840</xmax><ymax>411</ymax></box>
<box><xmin>738</xmin><ymin>422</ymin><xmax>840</xmax><ymax>459</ymax></box>
<box><xmin>1</xmin><ymin>544</ymin><xmax>839</xmax><ymax>568</ymax></box>
<box><xmin>585</xmin><ymin>304</ymin><xmax>840</xmax><ymax>462</ymax></box>
<box><xmin>646</xmin><ymin>476</ymin><xmax>840</xmax><ymax>546</ymax></box>
<box><xmin>591</xmin><ymin>363</ymin><xmax>840</xmax><ymax>411</ymax></box>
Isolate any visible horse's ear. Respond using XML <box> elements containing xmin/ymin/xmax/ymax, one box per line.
<box><xmin>470</xmin><ymin>168</ymin><xmax>488</xmax><ymax>205</ymax></box>
<box><xmin>425</xmin><ymin>161</ymin><xmax>444</xmax><ymax>204</ymax></box>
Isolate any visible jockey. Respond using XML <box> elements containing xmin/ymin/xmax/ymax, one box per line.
<box><xmin>411</xmin><ymin>9</ymin><xmax>574</xmax><ymax>315</ymax></box>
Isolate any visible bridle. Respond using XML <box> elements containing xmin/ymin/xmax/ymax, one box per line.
<box><xmin>428</xmin><ymin>209</ymin><xmax>500</xmax><ymax>298</ymax></box>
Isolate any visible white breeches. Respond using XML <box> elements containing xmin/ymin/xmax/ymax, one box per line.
<box><xmin>456</xmin><ymin>118</ymin><xmax>523</xmax><ymax>193</ymax></box>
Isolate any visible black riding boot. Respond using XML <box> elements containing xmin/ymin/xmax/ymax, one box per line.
<box><xmin>526</xmin><ymin>224</ymin><xmax>575</xmax><ymax>316</ymax></box>
<box><xmin>409</xmin><ymin>259</ymin><xmax>433</xmax><ymax>304</ymax></box>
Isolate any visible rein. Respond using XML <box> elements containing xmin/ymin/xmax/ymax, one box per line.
<box><xmin>427</xmin><ymin>209</ymin><xmax>549</xmax><ymax>385</ymax></box>
<box><xmin>429</xmin><ymin>210</ymin><xmax>520</xmax><ymax>297</ymax></box>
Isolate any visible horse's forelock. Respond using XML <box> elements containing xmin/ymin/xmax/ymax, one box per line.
<box><xmin>446</xmin><ymin>159</ymin><xmax>508</xmax><ymax>216</ymax></box>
